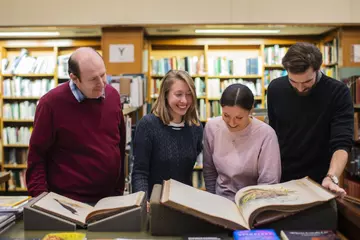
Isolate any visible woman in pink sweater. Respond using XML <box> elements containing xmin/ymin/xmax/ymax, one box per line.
<box><xmin>203</xmin><ymin>83</ymin><xmax>281</xmax><ymax>201</ymax></box>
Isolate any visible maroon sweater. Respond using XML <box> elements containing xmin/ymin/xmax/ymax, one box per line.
<box><xmin>26</xmin><ymin>83</ymin><xmax>126</xmax><ymax>203</ymax></box>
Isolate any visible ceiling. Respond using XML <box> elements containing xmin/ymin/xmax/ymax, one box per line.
<box><xmin>0</xmin><ymin>24</ymin><xmax>338</xmax><ymax>38</ymax></box>
<box><xmin>145</xmin><ymin>24</ymin><xmax>338</xmax><ymax>36</ymax></box>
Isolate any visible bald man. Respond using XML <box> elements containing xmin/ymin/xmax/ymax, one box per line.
<box><xmin>26</xmin><ymin>47</ymin><xmax>126</xmax><ymax>203</ymax></box>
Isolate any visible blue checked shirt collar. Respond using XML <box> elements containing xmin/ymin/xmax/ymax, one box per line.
<box><xmin>69</xmin><ymin>80</ymin><xmax>105</xmax><ymax>102</ymax></box>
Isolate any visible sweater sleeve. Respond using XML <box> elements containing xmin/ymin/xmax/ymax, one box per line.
<box><xmin>330</xmin><ymin>84</ymin><xmax>354</xmax><ymax>154</ymax></box>
<box><xmin>202</xmin><ymin>123</ymin><xmax>218</xmax><ymax>194</ymax></box>
<box><xmin>116</xmin><ymin>108</ymin><xmax>126</xmax><ymax>195</ymax></box>
<box><xmin>26</xmin><ymin>100</ymin><xmax>55</xmax><ymax>197</ymax></box>
<box><xmin>257</xmin><ymin>127</ymin><xmax>282</xmax><ymax>185</ymax></box>
<box><xmin>196</xmin><ymin>124</ymin><xmax>204</xmax><ymax>156</ymax></box>
<box><xmin>267</xmin><ymin>82</ymin><xmax>277</xmax><ymax>129</ymax></box>
<box><xmin>131</xmin><ymin>117</ymin><xmax>153</xmax><ymax>198</ymax></box>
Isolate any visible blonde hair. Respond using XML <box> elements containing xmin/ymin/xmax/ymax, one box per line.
<box><xmin>152</xmin><ymin>70</ymin><xmax>200</xmax><ymax>126</ymax></box>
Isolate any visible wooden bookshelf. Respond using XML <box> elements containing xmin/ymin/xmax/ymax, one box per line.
<box><xmin>319</xmin><ymin>29</ymin><xmax>340</xmax><ymax>80</ymax></box>
<box><xmin>146</xmin><ymin>37</ymin><xmax>317</xmax><ymax>118</ymax></box>
<box><xmin>0</xmin><ymin>38</ymin><xmax>101</xmax><ymax>192</ymax></box>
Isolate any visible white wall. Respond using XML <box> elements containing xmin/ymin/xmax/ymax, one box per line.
<box><xmin>1</xmin><ymin>0</ymin><xmax>359</xmax><ymax>26</ymax></box>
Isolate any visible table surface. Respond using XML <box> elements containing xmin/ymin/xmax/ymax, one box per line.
<box><xmin>1</xmin><ymin>220</ymin><xmax>233</xmax><ymax>239</ymax></box>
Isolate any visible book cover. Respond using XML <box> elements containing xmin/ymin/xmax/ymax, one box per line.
<box><xmin>233</xmin><ymin>229</ymin><xmax>280</xmax><ymax>240</ymax></box>
<box><xmin>280</xmin><ymin>230</ymin><xmax>340</xmax><ymax>240</ymax></box>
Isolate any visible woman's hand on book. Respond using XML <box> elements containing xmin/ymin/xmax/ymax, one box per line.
<box><xmin>322</xmin><ymin>177</ymin><xmax>346</xmax><ymax>197</ymax></box>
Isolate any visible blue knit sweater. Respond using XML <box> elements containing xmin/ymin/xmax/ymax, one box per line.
<box><xmin>131</xmin><ymin>113</ymin><xmax>203</xmax><ymax>199</ymax></box>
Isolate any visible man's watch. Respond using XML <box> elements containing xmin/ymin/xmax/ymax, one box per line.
<box><xmin>326</xmin><ymin>174</ymin><xmax>339</xmax><ymax>185</ymax></box>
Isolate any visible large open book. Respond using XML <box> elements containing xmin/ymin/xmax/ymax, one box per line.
<box><xmin>160</xmin><ymin>177</ymin><xmax>336</xmax><ymax>230</ymax></box>
<box><xmin>32</xmin><ymin>191</ymin><xmax>145</xmax><ymax>227</ymax></box>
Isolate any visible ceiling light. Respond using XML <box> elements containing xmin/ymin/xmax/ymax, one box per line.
<box><xmin>195</xmin><ymin>29</ymin><xmax>280</xmax><ymax>34</ymax></box>
<box><xmin>0</xmin><ymin>32</ymin><xmax>60</xmax><ymax>37</ymax></box>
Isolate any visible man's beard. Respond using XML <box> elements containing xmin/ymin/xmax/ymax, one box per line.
<box><xmin>293</xmin><ymin>87</ymin><xmax>312</xmax><ymax>96</ymax></box>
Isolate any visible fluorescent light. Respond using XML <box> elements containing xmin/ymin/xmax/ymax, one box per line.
<box><xmin>0</xmin><ymin>32</ymin><xmax>60</xmax><ymax>37</ymax></box>
<box><xmin>195</xmin><ymin>29</ymin><xmax>280</xmax><ymax>34</ymax></box>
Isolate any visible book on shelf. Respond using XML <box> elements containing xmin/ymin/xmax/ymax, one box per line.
<box><xmin>2</xmin><ymin>49</ymin><xmax>56</xmax><ymax>75</ymax></box>
<box><xmin>2</xmin><ymin>77</ymin><xmax>55</xmax><ymax>97</ymax></box>
<box><xmin>31</xmin><ymin>191</ymin><xmax>145</xmax><ymax>227</ymax></box>
<box><xmin>151</xmin><ymin>56</ymin><xmax>205</xmax><ymax>76</ymax></box>
<box><xmin>207</xmin><ymin>56</ymin><xmax>262</xmax><ymax>76</ymax></box>
<box><xmin>264</xmin><ymin>45</ymin><xmax>288</xmax><ymax>65</ymax></box>
<box><xmin>160</xmin><ymin>177</ymin><xmax>335</xmax><ymax>230</ymax></box>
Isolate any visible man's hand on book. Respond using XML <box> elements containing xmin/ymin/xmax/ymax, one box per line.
<box><xmin>322</xmin><ymin>176</ymin><xmax>346</xmax><ymax>197</ymax></box>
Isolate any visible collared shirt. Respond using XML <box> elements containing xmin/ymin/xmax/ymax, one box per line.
<box><xmin>69</xmin><ymin>80</ymin><xmax>105</xmax><ymax>102</ymax></box>
<box><xmin>168</xmin><ymin>121</ymin><xmax>185</xmax><ymax>131</ymax></box>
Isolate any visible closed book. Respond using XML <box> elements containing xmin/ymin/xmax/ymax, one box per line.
<box><xmin>233</xmin><ymin>229</ymin><xmax>280</xmax><ymax>239</ymax></box>
<box><xmin>280</xmin><ymin>230</ymin><xmax>339</xmax><ymax>240</ymax></box>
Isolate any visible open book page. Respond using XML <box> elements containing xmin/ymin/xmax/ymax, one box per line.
<box><xmin>85</xmin><ymin>191</ymin><xmax>145</xmax><ymax>222</ymax></box>
<box><xmin>32</xmin><ymin>192</ymin><xmax>93</xmax><ymax>225</ymax></box>
<box><xmin>234</xmin><ymin>177</ymin><xmax>335</xmax><ymax>228</ymax></box>
<box><xmin>161</xmin><ymin>179</ymin><xmax>248</xmax><ymax>230</ymax></box>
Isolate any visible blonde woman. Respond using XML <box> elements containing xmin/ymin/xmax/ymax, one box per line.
<box><xmin>131</xmin><ymin>70</ymin><xmax>203</xmax><ymax>202</ymax></box>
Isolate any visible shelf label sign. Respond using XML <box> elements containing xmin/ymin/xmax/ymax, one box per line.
<box><xmin>109</xmin><ymin>44</ymin><xmax>135</xmax><ymax>63</ymax></box>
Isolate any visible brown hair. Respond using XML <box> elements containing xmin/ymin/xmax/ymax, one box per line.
<box><xmin>220</xmin><ymin>83</ymin><xmax>254</xmax><ymax>111</ymax></box>
<box><xmin>152</xmin><ymin>70</ymin><xmax>200</xmax><ymax>126</ymax></box>
<box><xmin>282</xmin><ymin>42</ymin><xmax>323</xmax><ymax>73</ymax></box>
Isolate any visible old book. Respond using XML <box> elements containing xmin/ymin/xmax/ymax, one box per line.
<box><xmin>160</xmin><ymin>177</ymin><xmax>335</xmax><ymax>230</ymax></box>
<box><xmin>32</xmin><ymin>191</ymin><xmax>145</xmax><ymax>227</ymax></box>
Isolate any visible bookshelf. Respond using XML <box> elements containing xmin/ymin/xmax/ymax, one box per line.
<box><xmin>0</xmin><ymin>38</ymin><xmax>101</xmax><ymax>193</ymax></box>
<box><xmin>147</xmin><ymin>38</ymin><xmax>318</xmax><ymax>118</ymax></box>
<box><xmin>320</xmin><ymin>32</ymin><xmax>340</xmax><ymax>80</ymax></box>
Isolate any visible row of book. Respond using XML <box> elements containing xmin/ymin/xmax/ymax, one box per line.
<box><xmin>1</xmin><ymin>49</ymin><xmax>56</xmax><ymax>75</ymax></box>
<box><xmin>150</xmin><ymin>56</ymin><xmax>262</xmax><ymax>76</ymax></box>
<box><xmin>264</xmin><ymin>45</ymin><xmax>289</xmax><ymax>65</ymax></box>
<box><xmin>151</xmin><ymin>77</ymin><xmax>206</xmax><ymax>98</ymax></box>
<box><xmin>2</xmin><ymin>126</ymin><xmax>33</xmax><ymax>145</ymax></box>
<box><xmin>151</xmin><ymin>56</ymin><xmax>205</xmax><ymax>76</ymax></box>
<box><xmin>151</xmin><ymin>77</ymin><xmax>262</xmax><ymax>100</ymax></box>
<box><xmin>264</xmin><ymin>69</ymin><xmax>287</xmax><ymax>88</ymax></box>
<box><xmin>323</xmin><ymin>38</ymin><xmax>338</xmax><ymax>65</ymax></box>
<box><xmin>208</xmin><ymin>78</ymin><xmax>262</xmax><ymax>98</ymax></box>
<box><xmin>3</xmin><ymin>148</ymin><xmax>28</xmax><ymax>165</ymax></box>
<box><xmin>207</xmin><ymin>56</ymin><xmax>262</xmax><ymax>76</ymax></box>
<box><xmin>322</xmin><ymin>66</ymin><xmax>338</xmax><ymax>79</ymax></box>
<box><xmin>3</xmin><ymin>101</ymin><xmax>37</xmax><ymax>120</ymax></box>
<box><xmin>7</xmin><ymin>170</ymin><xmax>26</xmax><ymax>191</ymax></box>
<box><xmin>3</xmin><ymin>77</ymin><xmax>55</xmax><ymax>97</ymax></box>
<box><xmin>0</xmin><ymin>48</ymin><xmax>77</xmax><ymax>79</ymax></box>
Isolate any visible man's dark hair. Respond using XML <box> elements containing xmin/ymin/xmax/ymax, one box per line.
<box><xmin>220</xmin><ymin>83</ymin><xmax>254</xmax><ymax>111</ymax></box>
<box><xmin>282</xmin><ymin>42</ymin><xmax>323</xmax><ymax>73</ymax></box>
<box><xmin>68</xmin><ymin>47</ymin><xmax>102</xmax><ymax>79</ymax></box>
<box><xmin>68</xmin><ymin>55</ymin><xmax>80</xmax><ymax>79</ymax></box>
